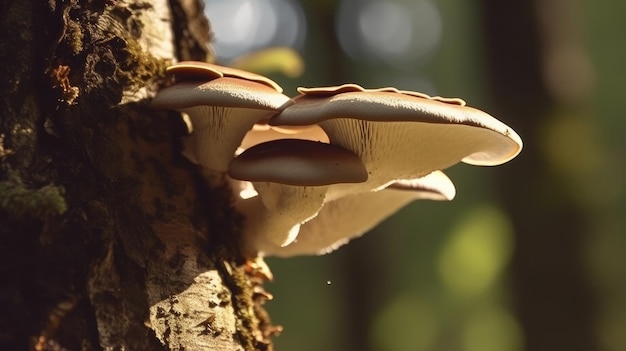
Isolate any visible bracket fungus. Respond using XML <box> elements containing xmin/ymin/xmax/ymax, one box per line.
<box><xmin>151</xmin><ymin>62</ymin><xmax>522</xmax><ymax>259</ymax></box>
<box><xmin>229</xmin><ymin>138</ymin><xmax>368</xmax><ymax>252</ymax></box>
<box><xmin>151</xmin><ymin>61</ymin><xmax>290</xmax><ymax>173</ymax></box>
<box><xmin>270</xmin><ymin>84</ymin><xmax>523</xmax><ymax>200</ymax></box>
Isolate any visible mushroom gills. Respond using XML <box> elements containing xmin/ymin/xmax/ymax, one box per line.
<box><xmin>261</xmin><ymin>171</ymin><xmax>456</xmax><ymax>257</ymax></box>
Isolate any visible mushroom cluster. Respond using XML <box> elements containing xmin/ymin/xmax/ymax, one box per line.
<box><xmin>152</xmin><ymin>61</ymin><xmax>522</xmax><ymax>258</ymax></box>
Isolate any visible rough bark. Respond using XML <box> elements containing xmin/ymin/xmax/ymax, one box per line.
<box><xmin>0</xmin><ymin>1</ymin><xmax>275</xmax><ymax>350</ymax></box>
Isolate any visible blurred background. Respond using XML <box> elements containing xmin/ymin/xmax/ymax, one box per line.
<box><xmin>203</xmin><ymin>1</ymin><xmax>625</xmax><ymax>350</ymax></box>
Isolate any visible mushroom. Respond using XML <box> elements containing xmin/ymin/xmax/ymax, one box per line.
<box><xmin>269</xmin><ymin>84</ymin><xmax>523</xmax><ymax>199</ymax></box>
<box><xmin>165</xmin><ymin>61</ymin><xmax>284</xmax><ymax>92</ymax></box>
<box><xmin>238</xmin><ymin>123</ymin><xmax>329</xmax><ymax>151</ymax></box>
<box><xmin>230</xmin><ymin>123</ymin><xmax>330</xmax><ymax>200</ymax></box>
<box><xmin>228</xmin><ymin>138</ymin><xmax>368</xmax><ymax>254</ymax></box>
<box><xmin>151</xmin><ymin>62</ymin><xmax>291</xmax><ymax>174</ymax></box>
<box><xmin>255</xmin><ymin>171</ymin><xmax>456</xmax><ymax>257</ymax></box>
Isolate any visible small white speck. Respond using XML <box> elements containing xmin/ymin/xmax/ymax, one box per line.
<box><xmin>326</xmin><ymin>280</ymin><xmax>331</xmax><ymax>285</ymax></box>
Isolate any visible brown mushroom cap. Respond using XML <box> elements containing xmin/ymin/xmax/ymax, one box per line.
<box><xmin>229</xmin><ymin>139</ymin><xmax>368</xmax><ymax>186</ymax></box>
<box><xmin>230</xmin><ymin>139</ymin><xmax>367</xmax><ymax>251</ymax></box>
<box><xmin>166</xmin><ymin>61</ymin><xmax>284</xmax><ymax>92</ymax></box>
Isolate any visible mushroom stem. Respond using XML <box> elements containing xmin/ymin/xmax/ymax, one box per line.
<box><xmin>151</xmin><ymin>62</ymin><xmax>291</xmax><ymax>172</ymax></box>
<box><xmin>180</xmin><ymin>106</ymin><xmax>276</xmax><ymax>171</ymax></box>
<box><xmin>236</xmin><ymin>183</ymin><xmax>328</xmax><ymax>255</ymax></box>
<box><xmin>228</xmin><ymin>139</ymin><xmax>369</xmax><ymax>256</ymax></box>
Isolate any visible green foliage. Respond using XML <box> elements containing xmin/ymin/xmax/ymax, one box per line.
<box><xmin>0</xmin><ymin>172</ymin><xmax>67</xmax><ymax>219</ymax></box>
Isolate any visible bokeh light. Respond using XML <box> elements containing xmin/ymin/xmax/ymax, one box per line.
<box><xmin>336</xmin><ymin>0</ymin><xmax>442</xmax><ymax>66</ymax></box>
<box><xmin>462</xmin><ymin>306</ymin><xmax>523</xmax><ymax>351</ymax></box>
<box><xmin>438</xmin><ymin>205</ymin><xmax>514</xmax><ymax>297</ymax></box>
<box><xmin>371</xmin><ymin>292</ymin><xmax>439</xmax><ymax>351</ymax></box>
<box><xmin>203</xmin><ymin>0</ymin><xmax>306</xmax><ymax>62</ymax></box>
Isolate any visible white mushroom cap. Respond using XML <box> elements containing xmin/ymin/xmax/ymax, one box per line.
<box><xmin>151</xmin><ymin>62</ymin><xmax>290</xmax><ymax>172</ymax></box>
<box><xmin>229</xmin><ymin>138</ymin><xmax>368</xmax><ymax>254</ymax></box>
<box><xmin>388</xmin><ymin>171</ymin><xmax>456</xmax><ymax>202</ymax></box>
<box><xmin>257</xmin><ymin>171</ymin><xmax>456</xmax><ymax>257</ymax></box>
<box><xmin>270</xmin><ymin>84</ymin><xmax>522</xmax><ymax>198</ymax></box>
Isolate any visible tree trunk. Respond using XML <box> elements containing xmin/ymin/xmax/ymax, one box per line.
<box><xmin>0</xmin><ymin>1</ymin><xmax>275</xmax><ymax>350</ymax></box>
<box><xmin>480</xmin><ymin>1</ymin><xmax>598</xmax><ymax>350</ymax></box>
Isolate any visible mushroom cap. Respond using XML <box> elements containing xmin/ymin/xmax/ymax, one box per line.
<box><xmin>151</xmin><ymin>78</ymin><xmax>290</xmax><ymax>111</ymax></box>
<box><xmin>230</xmin><ymin>138</ymin><xmax>368</xmax><ymax>251</ymax></box>
<box><xmin>166</xmin><ymin>61</ymin><xmax>284</xmax><ymax>92</ymax></box>
<box><xmin>270</xmin><ymin>84</ymin><xmax>522</xmax><ymax>166</ymax></box>
<box><xmin>259</xmin><ymin>171</ymin><xmax>456</xmax><ymax>257</ymax></box>
<box><xmin>150</xmin><ymin>66</ymin><xmax>291</xmax><ymax>172</ymax></box>
<box><xmin>243</xmin><ymin>182</ymin><xmax>328</xmax><ymax>248</ymax></box>
<box><xmin>229</xmin><ymin>139</ymin><xmax>368</xmax><ymax>186</ymax></box>
<box><xmin>295</xmin><ymin>84</ymin><xmax>465</xmax><ymax>105</ymax></box>
<box><xmin>388</xmin><ymin>171</ymin><xmax>457</xmax><ymax>201</ymax></box>
<box><xmin>238</xmin><ymin>123</ymin><xmax>329</xmax><ymax>151</ymax></box>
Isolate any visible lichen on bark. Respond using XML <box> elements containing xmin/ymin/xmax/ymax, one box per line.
<box><xmin>0</xmin><ymin>171</ymin><xmax>67</xmax><ymax>219</ymax></box>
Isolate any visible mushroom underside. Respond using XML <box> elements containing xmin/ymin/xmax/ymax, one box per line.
<box><xmin>180</xmin><ymin>106</ymin><xmax>278</xmax><ymax>171</ymax></box>
<box><xmin>316</xmin><ymin>119</ymin><xmax>518</xmax><ymax>200</ymax></box>
<box><xmin>264</xmin><ymin>172</ymin><xmax>455</xmax><ymax>257</ymax></box>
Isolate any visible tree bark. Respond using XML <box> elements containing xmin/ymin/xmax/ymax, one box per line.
<box><xmin>0</xmin><ymin>1</ymin><xmax>275</xmax><ymax>350</ymax></box>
